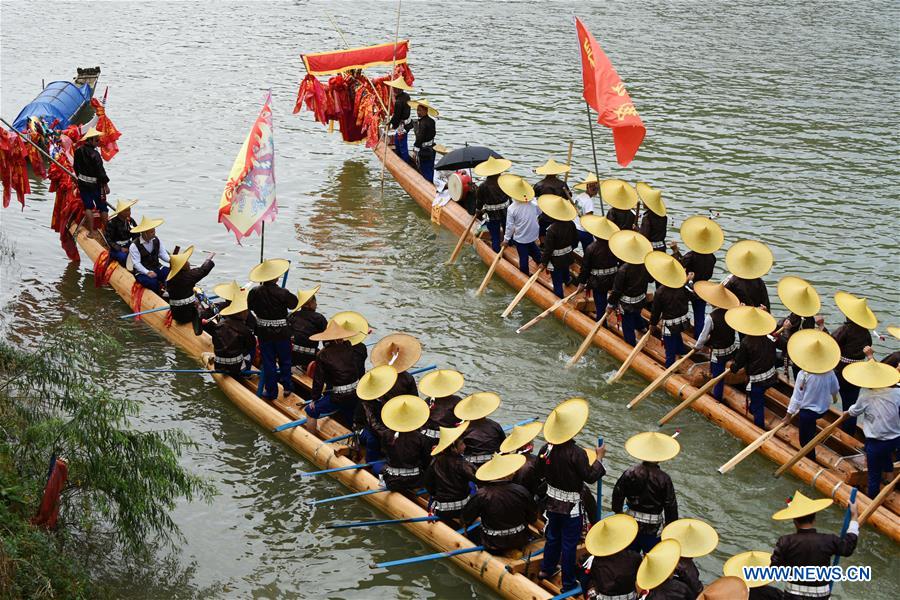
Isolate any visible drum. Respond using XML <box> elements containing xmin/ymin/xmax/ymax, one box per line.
<box><xmin>448</xmin><ymin>171</ymin><xmax>472</xmax><ymax>201</ymax></box>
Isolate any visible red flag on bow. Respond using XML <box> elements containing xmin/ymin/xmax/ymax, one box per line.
<box><xmin>575</xmin><ymin>17</ymin><xmax>646</xmax><ymax>167</ymax></box>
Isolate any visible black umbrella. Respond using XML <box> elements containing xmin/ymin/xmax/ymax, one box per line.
<box><xmin>435</xmin><ymin>145</ymin><xmax>504</xmax><ymax>171</ymax></box>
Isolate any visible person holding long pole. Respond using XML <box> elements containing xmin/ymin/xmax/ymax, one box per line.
<box><xmin>692</xmin><ymin>281</ymin><xmax>740</xmax><ymax>402</ymax></box>
<box><xmin>72</xmin><ymin>127</ymin><xmax>110</xmax><ymax>237</ymax></box>
<box><xmin>538</xmin><ymin>194</ymin><xmax>579</xmax><ymax>298</ymax></box>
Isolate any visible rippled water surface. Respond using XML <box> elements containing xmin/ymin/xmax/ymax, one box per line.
<box><xmin>1</xmin><ymin>1</ymin><xmax>898</xmax><ymax>598</ymax></box>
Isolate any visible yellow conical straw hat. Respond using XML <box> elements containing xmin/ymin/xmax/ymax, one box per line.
<box><xmin>772</xmin><ymin>490</ymin><xmax>833</xmax><ymax>520</ymax></box>
<box><xmin>725</xmin><ymin>306</ymin><xmax>776</xmax><ymax>336</ymax></box>
<box><xmin>661</xmin><ymin>518</ymin><xmax>719</xmax><ymax>558</ymax></box>
<box><xmin>580</xmin><ymin>215</ymin><xmax>619</xmax><ymax>240</ymax></box>
<box><xmin>843</xmin><ymin>359</ymin><xmax>900</xmax><ymax>389</ymax></box>
<box><xmin>636</xmin><ymin>539</ymin><xmax>681</xmax><ymax>591</ymax></box>
<box><xmin>431</xmin><ymin>422</ymin><xmax>470</xmax><ymax>456</ymax></box>
<box><xmin>543</xmin><ymin>397</ymin><xmax>589</xmax><ymax>444</ymax></box>
<box><xmin>693</xmin><ymin>281</ymin><xmax>739</xmax><ymax>310</ymax></box>
<box><xmin>534</xmin><ymin>158</ymin><xmax>570</xmax><ymax>176</ymax></box>
<box><xmin>109</xmin><ymin>198</ymin><xmax>137</xmax><ymax>216</ymax></box>
<box><xmin>574</xmin><ymin>172</ymin><xmax>600</xmax><ymax>191</ymax></box>
<box><xmin>777</xmin><ymin>276</ymin><xmax>820</xmax><ymax>317</ymax></box>
<box><xmin>385</xmin><ymin>77</ymin><xmax>413</xmax><ymax>91</ymax></box>
<box><xmin>723</xmin><ymin>551</ymin><xmax>772</xmax><ymax>588</ymax></box>
<box><xmin>609</xmin><ymin>230</ymin><xmax>653</xmax><ymax>265</ymax></box>
<box><xmin>698</xmin><ymin>576</ymin><xmax>750</xmax><ymax>600</ymax></box>
<box><xmin>680</xmin><ymin>216</ymin><xmax>724</xmax><ymax>254</ymax></box>
<box><xmin>725</xmin><ymin>240</ymin><xmax>773</xmax><ymax>279</ymax></box>
<box><xmin>309</xmin><ymin>320</ymin><xmax>356</xmax><ymax>342</ymax></box>
<box><xmin>357</xmin><ymin>365</ymin><xmax>399</xmax><ymax>400</ymax></box>
<box><xmin>381</xmin><ymin>395</ymin><xmax>430</xmax><ymax>433</ymax></box>
<box><xmin>538</xmin><ymin>194</ymin><xmax>577</xmax><ymax>221</ymax></box>
<box><xmin>834</xmin><ymin>291</ymin><xmax>877</xmax><ymax>329</ymax></box>
<box><xmin>644</xmin><ymin>251</ymin><xmax>687</xmax><ymax>288</ymax></box>
<box><xmin>80</xmin><ymin>127</ymin><xmax>103</xmax><ymax>141</ymax></box>
<box><xmin>166</xmin><ymin>245</ymin><xmax>195</xmax><ymax>281</ymax></box>
<box><xmin>219</xmin><ymin>287</ymin><xmax>249</xmax><ymax>316</ymax></box>
<box><xmin>585</xmin><ymin>514</ymin><xmax>639</xmax><ymax>557</ymax></box>
<box><xmin>888</xmin><ymin>326</ymin><xmax>900</xmax><ymax>340</ymax></box>
<box><xmin>475</xmin><ymin>453</ymin><xmax>526</xmax><ymax>481</ymax></box>
<box><xmin>498</xmin><ymin>174</ymin><xmax>535</xmax><ymax>202</ymax></box>
<box><xmin>473</xmin><ymin>155</ymin><xmax>512</xmax><ymax>177</ymax></box>
<box><xmin>213</xmin><ymin>281</ymin><xmax>242</xmax><ymax>302</ymax></box>
<box><xmin>454</xmin><ymin>392</ymin><xmax>501</xmax><ymax>421</ymax></box>
<box><xmin>419</xmin><ymin>369</ymin><xmax>464</xmax><ymax>398</ymax></box>
<box><xmin>331</xmin><ymin>311</ymin><xmax>369</xmax><ymax>346</ymax></box>
<box><xmin>787</xmin><ymin>330</ymin><xmax>840</xmax><ymax>374</ymax></box>
<box><xmin>249</xmin><ymin>258</ymin><xmax>290</xmax><ymax>282</ymax></box>
<box><xmin>625</xmin><ymin>431</ymin><xmax>681</xmax><ymax>462</ymax></box>
<box><xmin>499</xmin><ymin>421</ymin><xmax>543</xmax><ymax>453</ymax></box>
<box><xmin>407</xmin><ymin>98</ymin><xmax>439</xmax><ymax>117</ymax></box>
<box><xmin>636</xmin><ymin>182</ymin><xmax>666</xmax><ymax>216</ymax></box>
<box><xmin>289</xmin><ymin>285</ymin><xmax>321</xmax><ymax>314</ymax></box>
<box><xmin>371</xmin><ymin>333</ymin><xmax>422</xmax><ymax>373</ymax></box>
<box><xmin>130</xmin><ymin>215</ymin><xmax>164</xmax><ymax>233</ymax></box>
<box><xmin>600</xmin><ymin>179</ymin><xmax>639</xmax><ymax>210</ymax></box>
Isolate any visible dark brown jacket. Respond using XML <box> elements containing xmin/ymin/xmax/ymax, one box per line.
<box><xmin>462</xmin><ymin>481</ymin><xmax>537</xmax><ymax>552</ymax></box>
<box><xmin>536</xmin><ymin>440</ymin><xmax>605</xmax><ymax>515</ymax></box>
<box><xmin>771</xmin><ymin>528</ymin><xmax>857</xmax><ymax>586</ymax></box>
<box><xmin>612</xmin><ymin>462</ymin><xmax>678</xmax><ymax>536</ymax></box>
<box><xmin>167</xmin><ymin>259</ymin><xmax>215</xmax><ymax>324</ymax></box>
<box><xmin>247</xmin><ymin>283</ymin><xmax>298</xmax><ymax>342</ymax></box>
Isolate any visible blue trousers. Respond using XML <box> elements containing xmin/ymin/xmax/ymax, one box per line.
<box><xmin>691</xmin><ymin>297</ymin><xmax>706</xmax><ymax>338</ymax></box>
<box><xmin>418</xmin><ymin>148</ymin><xmax>435</xmax><ymax>184</ymax></box>
<box><xmin>590</xmin><ymin>281</ymin><xmax>613</xmax><ymax>321</ymax></box>
<box><xmin>541</xmin><ymin>512</ymin><xmax>582</xmax><ymax>591</ymax></box>
<box><xmin>134</xmin><ymin>266</ymin><xmax>170</xmax><ymax>293</ymax></box>
<box><xmin>574</xmin><ymin>230</ymin><xmax>593</xmax><ymax>253</ymax></box>
<box><xmin>513</xmin><ymin>240</ymin><xmax>541</xmax><ymax>275</ymax></box>
<box><xmin>621</xmin><ymin>311</ymin><xmax>647</xmax><ymax>346</ymax></box>
<box><xmin>304</xmin><ymin>392</ymin><xmax>356</xmax><ymax>426</ymax></box>
<box><xmin>748</xmin><ymin>380</ymin><xmax>772</xmax><ymax>428</ymax></box>
<box><xmin>797</xmin><ymin>408</ymin><xmax>824</xmax><ymax>460</ymax></box>
<box><xmin>485</xmin><ymin>220</ymin><xmax>504</xmax><ymax>253</ymax></box>
<box><xmin>393</xmin><ymin>130</ymin><xmax>409</xmax><ymax>162</ymax></box>
<box><xmin>838</xmin><ymin>376</ymin><xmax>860</xmax><ymax>434</ymax></box>
<box><xmin>630</xmin><ymin>531</ymin><xmax>661</xmax><ymax>554</ymax></box>
<box><xmin>550</xmin><ymin>266</ymin><xmax>570</xmax><ymax>298</ymax></box>
<box><xmin>360</xmin><ymin>427</ymin><xmax>385</xmax><ymax>475</ymax></box>
<box><xmin>259</xmin><ymin>339</ymin><xmax>293</xmax><ymax>400</ymax></box>
<box><xmin>864</xmin><ymin>436</ymin><xmax>899</xmax><ymax>498</ymax></box>
<box><xmin>110</xmin><ymin>248</ymin><xmax>128</xmax><ymax>265</ymax></box>
<box><xmin>710</xmin><ymin>359</ymin><xmax>727</xmax><ymax>401</ymax></box>
<box><xmin>662</xmin><ymin>334</ymin><xmax>685</xmax><ymax>367</ymax></box>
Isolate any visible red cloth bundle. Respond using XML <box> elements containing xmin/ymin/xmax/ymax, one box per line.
<box><xmin>48</xmin><ymin>143</ymin><xmax>83</xmax><ymax>262</ymax></box>
<box><xmin>93</xmin><ymin>250</ymin><xmax>118</xmax><ymax>287</ymax></box>
<box><xmin>0</xmin><ymin>129</ymin><xmax>32</xmax><ymax>209</ymax></box>
<box><xmin>31</xmin><ymin>458</ymin><xmax>68</xmax><ymax>530</ymax></box>
<box><xmin>90</xmin><ymin>98</ymin><xmax>121</xmax><ymax>161</ymax></box>
<box><xmin>293</xmin><ymin>74</ymin><xmax>330</xmax><ymax>124</ymax></box>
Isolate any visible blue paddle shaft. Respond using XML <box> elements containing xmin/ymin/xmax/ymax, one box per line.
<box><xmin>273</xmin><ymin>418</ymin><xmax>307</xmax><ymax>433</ymax></box>
<box><xmin>596</xmin><ymin>436</ymin><xmax>604</xmax><ymax>521</ymax></box>
<box><xmin>298</xmin><ymin>460</ymin><xmax>385</xmax><ymax>478</ymax></box>
<box><xmin>551</xmin><ymin>585</ymin><xmax>582</xmax><ymax>600</ymax></box>
<box><xmin>327</xmin><ymin>515</ymin><xmax>438</xmax><ymax>530</ymax></box>
<box><xmin>375</xmin><ymin>545</ymin><xmax>485</xmax><ymax>569</ymax></box>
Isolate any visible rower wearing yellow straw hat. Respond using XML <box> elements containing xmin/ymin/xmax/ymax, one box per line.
<box><xmin>534</xmin><ymin>161</ymin><xmax>574</xmax><ymax>238</ymax></box>
<box><xmin>571</xmin><ymin>172</ymin><xmax>599</xmax><ymax>252</ymax></box>
<box><xmin>606</xmin><ymin>230</ymin><xmax>653</xmax><ymax>345</ymax></box>
<box><xmin>166</xmin><ymin>245</ymin><xmax>216</xmax><ymax>326</ymax></box>
<box><xmin>247</xmin><ymin>259</ymin><xmax>298</xmax><ymax>402</ymax></box>
<box><xmin>770</xmin><ymin>491</ymin><xmax>859</xmax><ymax>600</ymax></box>
<box><xmin>304</xmin><ymin>318</ymin><xmax>362</xmax><ymax>430</ymax></box>
<box><xmin>287</xmin><ymin>285</ymin><xmax>325</xmax><ymax>371</ymax></box>
<box><xmin>636</xmin><ymin>539</ymin><xmax>690</xmax><ymax>598</ymax></box>
<box><xmin>499</xmin><ymin>174</ymin><xmax>541</xmax><ymax>275</ymax></box>
<box><xmin>693</xmin><ymin>281</ymin><xmax>740</xmax><ymax>401</ymax></box>
<box><xmin>474</xmin><ymin>156</ymin><xmax>513</xmax><ymax>252</ymax></box>
<box><xmin>105</xmin><ymin>199</ymin><xmax>138</xmax><ymax>264</ymax></box>
<box><xmin>573</xmin><ymin>214</ymin><xmax>620</xmax><ymax>320</ymax></box>
<box><xmin>462</xmin><ymin>453</ymin><xmax>538</xmax><ymax>553</ymax></box>
<box><xmin>780</xmin><ymin>330</ymin><xmax>841</xmax><ymax>459</ymax></box>
<box><xmin>404</xmin><ymin>98</ymin><xmax>438</xmax><ymax>182</ymax></box>
<box><xmin>73</xmin><ymin>126</ymin><xmax>110</xmax><ymax>236</ymax></box>
<box><xmin>455</xmin><ymin>392</ymin><xmax>505</xmax><ymax>466</ymax></box>
<box><xmin>582</xmin><ymin>514</ymin><xmax>642</xmax><ymax>600</ymax></box>
<box><xmin>831</xmin><ymin>291</ymin><xmax>877</xmax><ymax>434</ymax></box>
<box><xmin>330</xmin><ymin>310</ymin><xmax>370</xmax><ymax>377</ymax></box>
<box><xmin>646</xmin><ymin>251</ymin><xmax>691</xmax><ymax>367</ymax></box>
<box><xmin>536</xmin><ymin>398</ymin><xmax>606</xmax><ymax>592</ymax></box>
<box><xmin>423</xmin><ymin>423</ymin><xmax>476</xmax><ymax>522</ymax></box>
<box><xmin>723</xmin><ymin>551</ymin><xmax>778</xmax><ymax>597</ymax></box>
<box><xmin>662</xmin><ymin>518</ymin><xmax>719</xmax><ymax>597</ymax></box>
<box><xmin>352</xmin><ymin>364</ymin><xmax>399</xmax><ymax>471</ymax></box>
<box><xmin>419</xmin><ymin>369</ymin><xmax>465</xmax><ymax>442</ymax></box>
<box><xmin>724</xmin><ymin>240</ymin><xmax>773</xmax><ymax>310</ymax></box>
<box><xmin>538</xmin><ymin>194</ymin><xmax>579</xmax><ymax>298</ymax></box>
<box><xmin>777</xmin><ymin>276</ymin><xmax>824</xmax><ymax>378</ymax></box>
<box><xmin>612</xmin><ymin>432</ymin><xmax>680</xmax><ymax>554</ymax></box>
<box><xmin>670</xmin><ymin>215</ymin><xmax>724</xmax><ymax>337</ymax></box>
<box><xmin>379</xmin><ymin>395</ymin><xmax>433</xmax><ymax>491</ymax></box>
<box><xmin>601</xmin><ymin>178</ymin><xmax>639</xmax><ymax>232</ymax></box>
<box><xmin>500</xmin><ymin>421</ymin><xmax>544</xmax><ymax>495</ymax></box>
<box><xmin>209</xmin><ymin>287</ymin><xmax>256</xmax><ymax>377</ymax></box>
<box><xmin>128</xmin><ymin>216</ymin><xmax>169</xmax><ymax>293</ymax></box>
<box><xmin>636</xmin><ymin>182</ymin><xmax>667</xmax><ymax>254</ymax></box>
<box><xmin>370</xmin><ymin>332</ymin><xmax>422</xmax><ymax>397</ymax></box>
<box><xmin>726</xmin><ymin>306</ymin><xmax>779</xmax><ymax>428</ymax></box>
<box><xmin>386</xmin><ymin>76</ymin><xmax>414</xmax><ymax>163</ymax></box>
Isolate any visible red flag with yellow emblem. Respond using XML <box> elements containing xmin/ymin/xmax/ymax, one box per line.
<box><xmin>575</xmin><ymin>17</ymin><xmax>645</xmax><ymax>167</ymax></box>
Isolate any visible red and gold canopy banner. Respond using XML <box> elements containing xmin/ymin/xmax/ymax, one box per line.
<box><xmin>301</xmin><ymin>40</ymin><xmax>409</xmax><ymax>76</ymax></box>
<box><xmin>575</xmin><ymin>17</ymin><xmax>646</xmax><ymax>167</ymax></box>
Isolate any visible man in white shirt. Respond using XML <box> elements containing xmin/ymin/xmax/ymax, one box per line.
<box><xmin>572</xmin><ymin>175</ymin><xmax>599</xmax><ymax>253</ymax></box>
<box><xmin>128</xmin><ymin>216</ymin><xmax>170</xmax><ymax>293</ymax></box>
<box><xmin>500</xmin><ymin>175</ymin><xmax>541</xmax><ymax>274</ymax></box>
<box><xmin>780</xmin><ymin>369</ymin><xmax>839</xmax><ymax>460</ymax></box>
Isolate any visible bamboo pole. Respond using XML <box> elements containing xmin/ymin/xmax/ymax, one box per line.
<box><xmin>476</xmin><ymin>244</ymin><xmax>507</xmax><ymax>295</ymax></box>
<box><xmin>447</xmin><ymin>213</ymin><xmax>477</xmax><ymax>264</ymax></box>
<box><xmin>607</xmin><ymin>330</ymin><xmax>653</xmax><ymax>383</ymax></box>
<box><xmin>516</xmin><ymin>290</ymin><xmax>579</xmax><ymax>334</ymax></box>
<box><xmin>859</xmin><ymin>472</ymin><xmax>900</xmax><ymax>525</ymax></box>
<box><xmin>565</xmin><ymin>311</ymin><xmax>609</xmax><ymax>369</ymax></box>
<box><xmin>718</xmin><ymin>421</ymin><xmax>789</xmax><ymax>474</ymax></box>
<box><xmin>0</xmin><ymin>117</ymin><xmax>77</xmax><ymax>179</ymax></box>
<box><xmin>627</xmin><ymin>349</ymin><xmax>696</xmax><ymax>409</ymax></box>
<box><xmin>501</xmin><ymin>266</ymin><xmax>545</xmax><ymax>318</ymax></box>
<box><xmin>658</xmin><ymin>371</ymin><xmax>728</xmax><ymax>426</ymax></box>
<box><xmin>563</xmin><ymin>141</ymin><xmax>574</xmax><ymax>184</ymax></box>
<box><xmin>379</xmin><ymin>1</ymin><xmax>403</xmax><ymax>201</ymax></box>
<box><xmin>774</xmin><ymin>413</ymin><xmax>848</xmax><ymax>478</ymax></box>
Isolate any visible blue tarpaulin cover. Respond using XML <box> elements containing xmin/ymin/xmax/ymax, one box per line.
<box><xmin>12</xmin><ymin>81</ymin><xmax>93</xmax><ymax>131</ymax></box>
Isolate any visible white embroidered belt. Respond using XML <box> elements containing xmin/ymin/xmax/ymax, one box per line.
<box><xmin>257</xmin><ymin>318</ymin><xmax>287</xmax><ymax>327</ymax></box>
<box><xmin>547</xmin><ymin>485</ymin><xmax>581</xmax><ymax>503</ymax></box>
<box><xmin>332</xmin><ymin>380</ymin><xmax>359</xmax><ymax>394</ymax></box>
<box><xmin>552</xmin><ymin>247</ymin><xmax>573</xmax><ymax>257</ymax></box>
<box><xmin>214</xmin><ymin>355</ymin><xmax>244</xmax><ymax>365</ymax></box>
<box><xmin>620</xmin><ymin>293</ymin><xmax>646</xmax><ymax>305</ymax></box>
<box><xmin>483</xmin><ymin>201</ymin><xmax>509</xmax><ymax>211</ymax></box>
<box><xmin>785</xmin><ymin>582</ymin><xmax>830</xmax><ymax>597</ymax></box>
<box><xmin>483</xmin><ymin>524</ymin><xmax>525</xmax><ymax>537</ymax></box>
<box><xmin>77</xmin><ymin>174</ymin><xmax>97</xmax><ymax>183</ymax></box>
<box><xmin>749</xmin><ymin>367</ymin><xmax>777</xmax><ymax>383</ymax></box>
<box><xmin>712</xmin><ymin>340</ymin><xmax>740</xmax><ymax>357</ymax></box>
<box><xmin>626</xmin><ymin>508</ymin><xmax>664</xmax><ymax>525</ymax></box>
<box><xmin>662</xmin><ymin>311</ymin><xmax>691</xmax><ymax>327</ymax></box>
<box><xmin>651</xmin><ymin>240</ymin><xmax>665</xmax><ymax>250</ymax></box>
<box><xmin>168</xmin><ymin>296</ymin><xmax>195</xmax><ymax>307</ymax></box>
<box><xmin>292</xmin><ymin>344</ymin><xmax>316</xmax><ymax>355</ymax></box>
<box><xmin>590</xmin><ymin>267</ymin><xmax>618</xmax><ymax>277</ymax></box>
<box><xmin>839</xmin><ymin>356</ymin><xmax>864</xmax><ymax>364</ymax></box>
<box><xmin>420</xmin><ymin>141</ymin><xmax>435</xmax><ymax>148</ymax></box>
<box><xmin>114</xmin><ymin>239</ymin><xmax>131</xmax><ymax>246</ymax></box>
<box><xmin>385</xmin><ymin>466</ymin><xmax>420</xmax><ymax>477</ymax></box>
<box><xmin>464</xmin><ymin>454</ymin><xmax>493</xmax><ymax>465</ymax></box>
<box><xmin>598</xmin><ymin>593</ymin><xmax>637</xmax><ymax>600</ymax></box>
<box><xmin>423</xmin><ymin>428</ymin><xmax>441</xmax><ymax>439</ymax></box>
<box><xmin>433</xmin><ymin>497</ymin><xmax>470</xmax><ymax>512</ymax></box>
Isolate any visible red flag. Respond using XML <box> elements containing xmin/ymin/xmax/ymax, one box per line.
<box><xmin>575</xmin><ymin>17</ymin><xmax>646</xmax><ymax>167</ymax></box>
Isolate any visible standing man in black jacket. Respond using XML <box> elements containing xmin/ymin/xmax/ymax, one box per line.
<box><xmin>832</xmin><ymin>292</ymin><xmax>876</xmax><ymax>433</ymax></box>
<box><xmin>73</xmin><ymin>127</ymin><xmax>109</xmax><ymax>236</ymax></box>
<box><xmin>386</xmin><ymin>77</ymin><xmax>413</xmax><ymax>163</ymax></box>
<box><xmin>404</xmin><ymin>99</ymin><xmax>438</xmax><ymax>183</ymax></box>
<box><xmin>671</xmin><ymin>215</ymin><xmax>723</xmax><ymax>337</ymax></box>
<box><xmin>287</xmin><ymin>286</ymin><xmax>326</xmax><ymax>372</ymax></box>
<box><xmin>538</xmin><ymin>194</ymin><xmax>579</xmax><ymax>298</ymax></box>
<box><xmin>247</xmin><ymin>259</ymin><xmax>298</xmax><ymax>402</ymax></box>
<box><xmin>166</xmin><ymin>246</ymin><xmax>215</xmax><ymax>326</ymax></box>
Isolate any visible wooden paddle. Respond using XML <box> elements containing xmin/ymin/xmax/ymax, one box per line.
<box><xmin>859</xmin><ymin>471</ymin><xmax>900</xmax><ymax>525</ymax></box>
<box><xmin>563</xmin><ymin>141</ymin><xmax>574</xmax><ymax>184</ymax></box>
<box><xmin>718</xmin><ymin>420</ymin><xmax>790</xmax><ymax>474</ymax></box>
<box><xmin>501</xmin><ymin>266</ymin><xmax>545</xmax><ymax>318</ymax></box>
<box><xmin>446</xmin><ymin>213</ymin><xmax>478</xmax><ymax>264</ymax></box>
<box><xmin>516</xmin><ymin>290</ymin><xmax>580</xmax><ymax>334</ymax></box>
<box><xmin>565</xmin><ymin>311</ymin><xmax>610</xmax><ymax>369</ymax></box>
<box><xmin>607</xmin><ymin>330</ymin><xmax>653</xmax><ymax>383</ymax></box>
<box><xmin>476</xmin><ymin>243</ymin><xmax>507</xmax><ymax>295</ymax></box>
<box><xmin>627</xmin><ymin>349</ymin><xmax>697</xmax><ymax>409</ymax></box>
<box><xmin>658</xmin><ymin>371</ymin><xmax>728</xmax><ymax>425</ymax></box>
<box><xmin>774</xmin><ymin>413</ymin><xmax>848</xmax><ymax>478</ymax></box>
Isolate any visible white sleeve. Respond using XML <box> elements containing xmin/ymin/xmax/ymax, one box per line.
<box><xmin>158</xmin><ymin>244</ymin><xmax>170</xmax><ymax>264</ymax></box>
<box><xmin>847</xmin><ymin>521</ymin><xmax>859</xmax><ymax>535</ymax></box>
<box><xmin>129</xmin><ymin>243</ymin><xmax>148</xmax><ymax>275</ymax></box>
<box><xmin>695</xmin><ymin>315</ymin><xmax>714</xmax><ymax>347</ymax></box>
<box><xmin>786</xmin><ymin>375</ymin><xmax>805</xmax><ymax>415</ymax></box>
<box><xmin>504</xmin><ymin>207</ymin><xmax>515</xmax><ymax>242</ymax></box>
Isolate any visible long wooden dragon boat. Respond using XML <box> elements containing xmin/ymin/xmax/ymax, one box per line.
<box><xmin>371</xmin><ymin>142</ymin><xmax>900</xmax><ymax>543</ymax></box>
